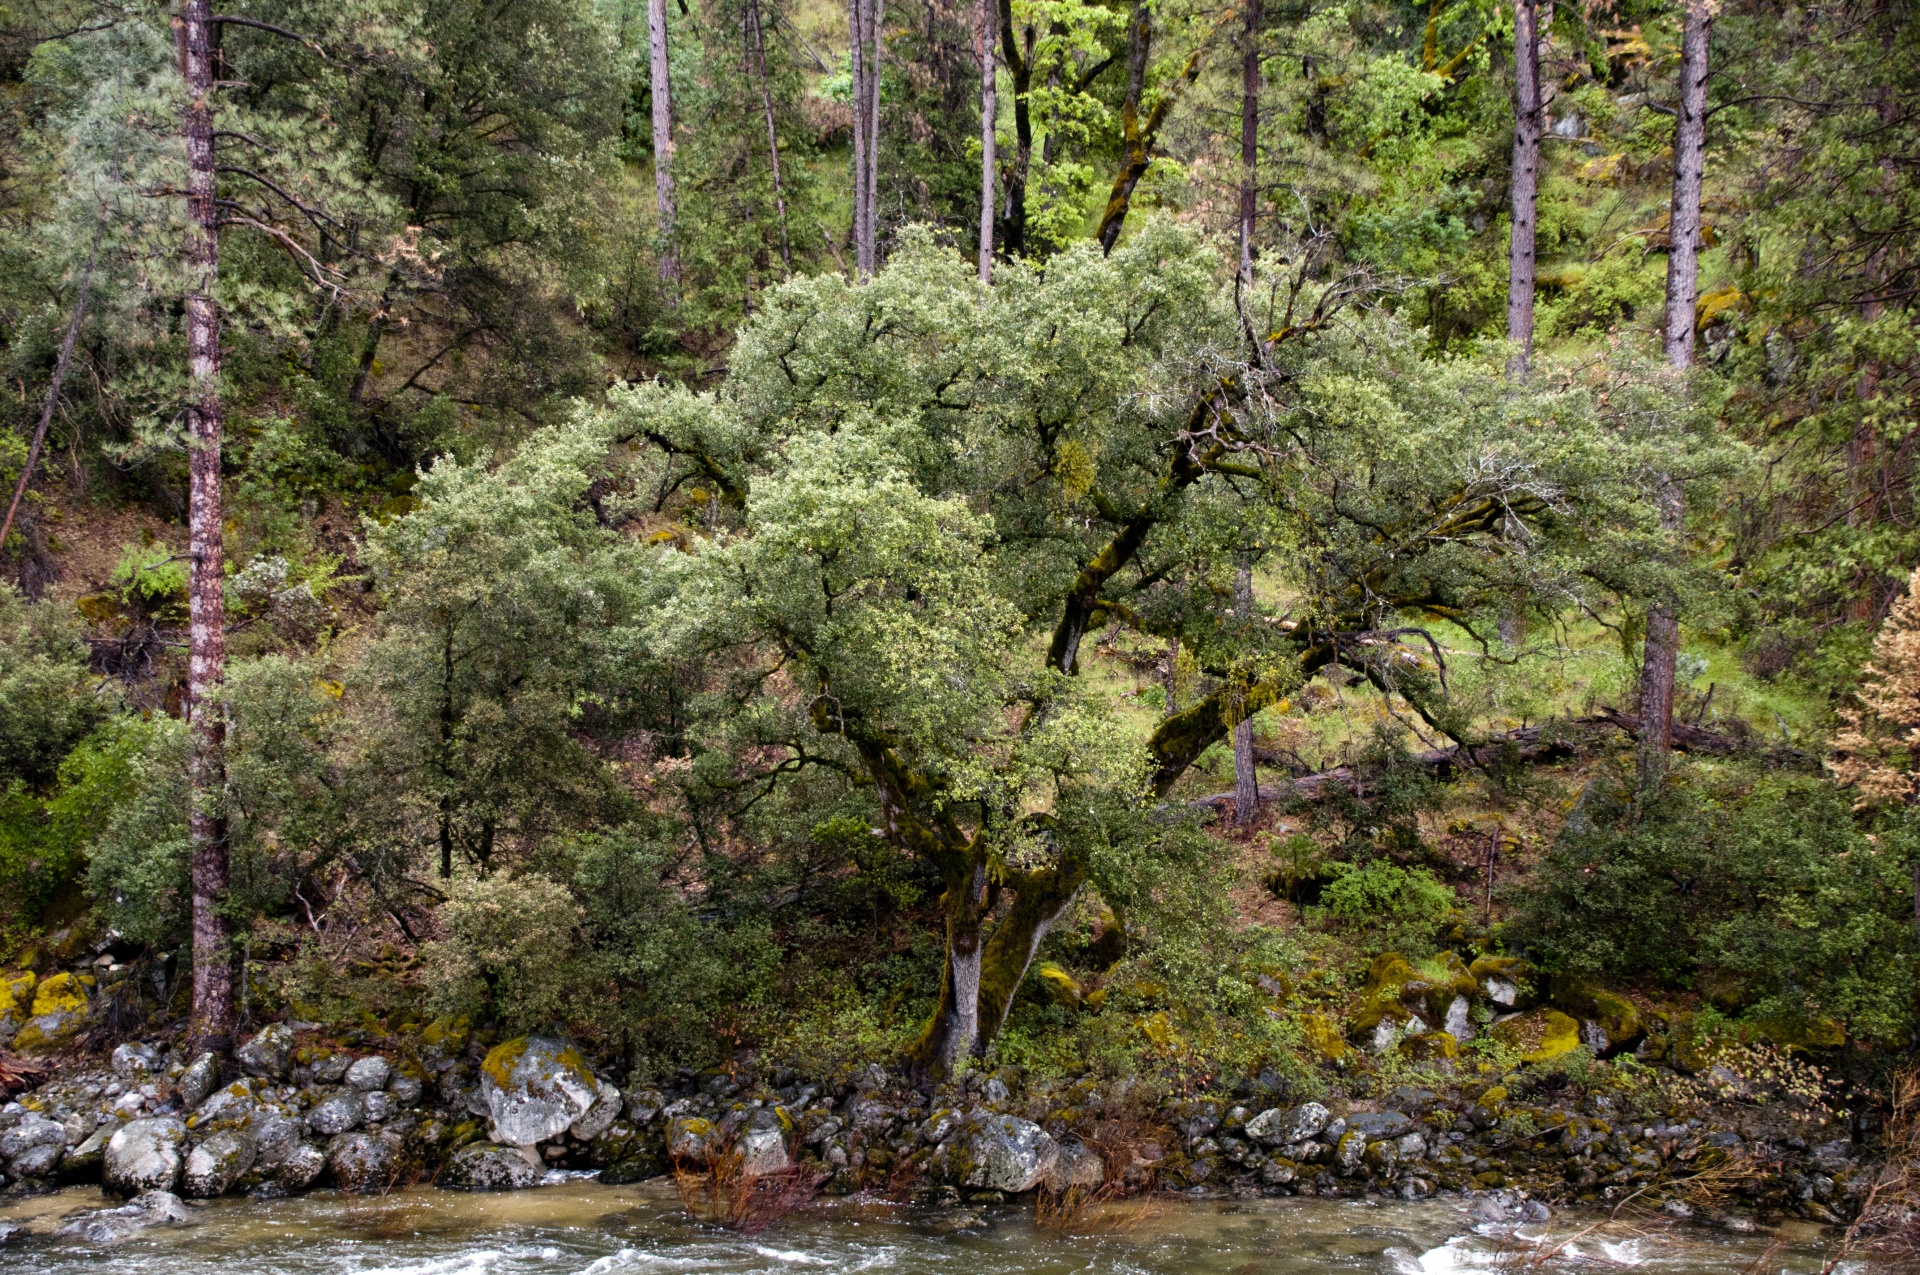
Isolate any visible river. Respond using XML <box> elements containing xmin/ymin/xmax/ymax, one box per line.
<box><xmin>0</xmin><ymin>1178</ymin><xmax>1860</xmax><ymax>1275</ymax></box>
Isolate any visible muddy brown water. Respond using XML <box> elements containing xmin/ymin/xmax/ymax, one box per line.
<box><xmin>0</xmin><ymin>1178</ymin><xmax>1867</xmax><ymax>1275</ymax></box>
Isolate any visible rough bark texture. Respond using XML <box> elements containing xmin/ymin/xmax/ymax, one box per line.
<box><xmin>978</xmin><ymin>0</ymin><xmax>996</xmax><ymax>281</ymax></box>
<box><xmin>1238</xmin><ymin>0</ymin><xmax>1260</xmax><ymax>286</ymax></box>
<box><xmin>181</xmin><ymin>0</ymin><xmax>233</xmax><ymax>1058</ymax></box>
<box><xmin>747</xmin><ymin>0</ymin><xmax>792</xmax><ymax>273</ymax></box>
<box><xmin>649</xmin><ymin>0</ymin><xmax>679</xmax><ymax>286</ymax></box>
<box><xmin>848</xmin><ymin>0</ymin><xmax>882</xmax><ymax>277</ymax></box>
<box><xmin>1232</xmin><ymin>563</ymin><xmax>1259</xmax><ymax>827</ymax></box>
<box><xmin>1</xmin><ymin>233</ymin><xmax>98</xmax><ymax>558</ymax></box>
<box><xmin>1505</xmin><ymin>0</ymin><xmax>1543</xmax><ymax>378</ymax></box>
<box><xmin>1638</xmin><ymin>0</ymin><xmax>1708</xmax><ymax>795</ymax></box>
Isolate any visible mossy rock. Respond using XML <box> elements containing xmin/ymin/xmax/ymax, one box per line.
<box><xmin>1549</xmin><ymin>976</ymin><xmax>1643</xmax><ymax>1050</ymax></box>
<box><xmin>1034</xmin><ymin>962</ymin><xmax>1082</xmax><ymax>1009</ymax></box>
<box><xmin>1363</xmin><ymin>953</ymin><xmax>1419</xmax><ymax>998</ymax></box>
<box><xmin>419</xmin><ymin>1015</ymin><xmax>470</xmax><ymax>1053</ymax></box>
<box><xmin>1753</xmin><ymin>1014</ymin><xmax>1846</xmax><ymax>1052</ymax></box>
<box><xmin>1468</xmin><ymin>956</ymin><xmax>1535</xmax><ymax>1009</ymax></box>
<box><xmin>1300</xmin><ymin>1012</ymin><xmax>1348</xmax><ymax>1062</ymax></box>
<box><xmin>0</xmin><ymin>971</ymin><xmax>36</xmax><ymax>1018</ymax></box>
<box><xmin>1490</xmin><ymin>1009</ymin><xmax>1582</xmax><ymax>1064</ymax></box>
<box><xmin>30</xmin><ymin>971</ymin><xmax>89</xmax><ymax>1017</ymax></box>
<box><xmin>1398</xmin><ymin>1030</ymin><xmax>1460</xmax><ymax>1063</ymax></box>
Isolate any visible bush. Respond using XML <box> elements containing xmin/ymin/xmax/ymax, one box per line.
<box><xmin>1511</xmin><ymin>764</ymin><xmax>1920</xmax><ymax>1043</ymax></box>
<box><xmin>422</xmin><ymin>871</ymin><xmax>581</xmax><ymax>1032</ymax></box>
<box><xmin>1313</xmin><ymin>860</ymin><xmax>1455</xmax><ymax>952</ymax></box>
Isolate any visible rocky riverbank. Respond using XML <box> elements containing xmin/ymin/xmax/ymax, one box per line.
<box><xmin>0</xmin><ymin>946</ymin><xmax>1883</xmax><ymax>1236</ymax></box>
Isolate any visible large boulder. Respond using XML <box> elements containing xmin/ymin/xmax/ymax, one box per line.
<box><xmin>966</xmin><ymin>1113</ymin><xmax>1059</xmax><ymax>1194</ymax></box>
<box><xmin>667</xmin><ymin>1115</ymin><xmax>715</xmax><ymax>1165</ymax></box>
<box><xmin>1046</xmin><ymin>1138</ymin><xmax>1106</xmax><ymax>1194</ymax></box>
<box><xmin>182</xmin><ymin>1130</ymin><xmax>257</xmax><ymax>1197</ymax></box>
<box><xmin>444</xmin><ymin>1142</ymin><xmax>542</xmax><ymax>1191</ymax></box>
<box><xmin>105</xmin><ymin>1117</ymin><xmax>187</xmax><ymax>1195</ymax></box>
<box><xmin>1345</xmin><ymin>1110</ymin><xmax>1414</xmax><ymax>1141</ymax></box>
<box><xmin>236</xmin><ymin>1024</ymin><xmax>296</xmax><ymax>1080</ymax></box>
<box><xmin>63</xmin><ymin>1125</ymin><xmax>113</xmax><ymax>1179</ymax></box>
<box><xmin>328</xmin><ymin>1130</ymin><xmax>402</xmax><ymax>1192</ymax></box>
<box><xmin>478</xmin><ymin>1036</ymin><xmax>598</xmax><ymax>1147</ymax></box>
<box><xmin>2</xmin><ymin>1114</ymin><xmax>70</xmax><ymax>1179</ymax></box>
<box><xmin>1245</xmin><ymin>1102</ymin><xmax>1329</xmax><ymax>1147</ymax></box>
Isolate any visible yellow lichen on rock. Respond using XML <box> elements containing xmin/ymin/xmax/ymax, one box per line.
<box><xmin>0</xmin><ymin>971</ymin><xmax>35</xmax><ymax>1018</ymax></box>
<box><xmin>30</xmin><ymin>971</ymin><xmax>88</xmax><ymax>1017</ymax></box>
<box><xmin>1490</xmin><ymin>1008</ymin><xmax>1582</xmax><ymax>1064</ymax></box>
<box><xmin>1301</xmin><ymin>1012</ymin><xmax>1348</xmax><ymax>1062</ymax></box>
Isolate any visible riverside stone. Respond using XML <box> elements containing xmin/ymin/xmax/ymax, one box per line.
<box><xmin>478</xmin><ymin>1036</ymin><xmax>597</xmax><ymax>1147</ymax></box>
<box><xmin>306</xmin><ymin>1092</ymin><xmax>365</xmax><ymax>1137</ymax></box>
<box><xmin>1245</xmin><ymin>1102</ymin><xmax>1330</xmax><ymax>1147</ymax></box>
<box><xmin>445</xmin><ymin>1142</ymin><xmax>541</xmax><ymax>1190</ymax></box>
<box><xmin>569</xmin><ymin>1079</ymin><xmax>623</xmax><ymax>1142</ymax></box>
<box><xmin>236</xmin><ymin>1025</ymin><xmax>295</xmax><ymax>1080</ymax></box>
<box><xmin>57</xmin><ymin>1189</ymin><xmax>189</xmax><ymax>1243</ymax></box>
<box><xmin>104</xmin><ymin>1116</ymin><xmax>186</xmax><ymax>1195</ymax></box>
<box><xmin>345</xmin><ymin>1056</ymin><xmax>391</xmax><ymax>1092</ymax></box>
<box><xmin>178</xmin><ymin>1053</ymin><xmax>220</xmax><ymax>1110</ymax></box>
<box><xmin>966</xmin><ymin>1113</ymin><xmax>1058</xmax><ymax>1193</ymax></box>
<box><xmin>328</xmin><ymin>1130</ymin><xmax>402</xmax><ymax>1192</ymax></box>
<box><xmin>182</xmin><ymin>1130</ymin><xmax>257</xmax><ymax>1197</ymax></box>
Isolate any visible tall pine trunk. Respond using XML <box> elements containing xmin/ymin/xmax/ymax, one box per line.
<box><xmin>998</xmin><ymin>1</ymin><xmax>1034</xmax><ymax>258</ymax></box>
<box><xmin>978</xmin><ymin>0</ymin><xmax>996</xmax><ymax>281</ymax></box>
<box><xmin>649</xmin><ymin>0</ymin><xmax>679</xmax><ymax>287</ymax></box>
<box><xmin>181</xmin><ymin>0</ymin><xmax>233</xmax><ymax>1057</ymax></box>
<box><xmin>1232</xmin><ymin>561</ymin><xmax>1259</xmax><ymax>828</ymax></box>
<box><xmin>848</xmin><ymin>0</ymin><xmax>882</xmax><ymax>276</ymax></box>
<box><xmin>746</xmin><ymin>0</ymin><xmax>792</xmax><ymax>273</ymax></box>
<box><xmin>1636</xmin><ymin>0</ymin><xmax>1709</xmax><ymax>794</ymax></box>
<box><xmin>1505</xmin><ymin>0</ymin><xmax>1543</xmax><ymax>378</ymax></box>
<box><xmin>1238</xmin><ymin>0</ymin><xmax>1260</xmax><ymax>287</ymax></box>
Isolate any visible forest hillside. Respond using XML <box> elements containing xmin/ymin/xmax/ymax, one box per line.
<box><xmin>0</xmin><ymin>0</ymin><xmax>1916</xmax><ymax>1225</ymax></box>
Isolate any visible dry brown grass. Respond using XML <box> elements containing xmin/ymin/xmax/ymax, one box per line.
<box><xmin>1844</xmin><ymin>1066</ymin><xmax>1920</xmax><ymax>1267</ymax></box>
<box><xmin>671</xmin><ymin>1135</ymin><xmax>829</xmax><ymax>1233</ymax></box>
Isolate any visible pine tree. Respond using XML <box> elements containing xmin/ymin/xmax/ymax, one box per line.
<box><xmin>1830</xmin><ymin>564</ymin><xmax>1920</xmax><ymax>810</ymax></box>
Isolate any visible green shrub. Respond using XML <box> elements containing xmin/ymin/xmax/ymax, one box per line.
<box><xmin>1511</xmin><ymin>764</ymin><xmax>1920</xmax><ymax>1043</ymax></box>
<box><xmin>1313</xmin><ymin>860</ymin><xmax>1455</xmax><ymax>952</ymax></box>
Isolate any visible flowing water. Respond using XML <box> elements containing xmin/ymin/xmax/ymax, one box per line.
<box><xmin>0</xmin><ymin>1178</ymin><xmax>1864</xmax><ymax>1275</ymax></box>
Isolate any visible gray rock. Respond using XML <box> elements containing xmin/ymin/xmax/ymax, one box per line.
<box><xmin>111</xmin><ymin>1043</ymin><xmax>160</xmax><ymax>1078</ymax></box>
<box><xmin>1334</xmin><ymin>1130</ymin><xmax>1367</xmax><ymax>1174</ymax></box>
<box><xmin>1048</xmin><ymin>1137</ymin><xmax>1105</xmax><ymax>1193</ymax></box>
<box><xmin>178</xmin><ymin>1053</ymin><xmax>220</xmax><ymax>1110</ymax></box>
<box><xmin>1245</xmin><ymin>1102</ymin><xmax>1330</xmax><ymax>1147</ymax></box>
<box><xmin>1261</xmin><ymin>1158</ymin><xmax>1297</xmax><ymax>1185</ymax></box>
<box><xmin>569</xmin><ymin>1079</ymin><xmax>623</xmax><ymax>1142</ymax></box>
<box><xmin>1396</xmin><ymin>1132</ymin><xmax>1428</xmax><ymax>1160</ymax></box>
<box><xmin>1</xmin><ymin>1114</ymin><xmax>68</xmax><ymax>1163</ymax></box>
<box><xmin>235</xmin><ymin>1025</ymin><xmax>295</xmax><ymax>1080</ymax></box>
<box><xmin>251</xmin><ymin>1114</ymin><xmax>301</xmax><ymax>1170</ymax></box>
<box><xmin>276</xmin><ymin>1143</ymin><xmax>326</xmax><ymax>1190</ymax></box>
<box><xmin>192</xmin><ymin>1081</ymin><xmax>260</xmax><ymax>1127</ymax></box>
<box><xmin>105</xmin><ymin>1117</ymin><xmax>187</xmax><ymax>1195</ymax></box>
<box><xmin>182</xmin><ymin>1130</ymin><xmax>257</xmax><ymax>1197</ymax></box>
<box><xmin>57</xmin><ymin>1189</ymin><xmax>189</xmax><ymax>1244</ymax></box>
<box><xmin>327</xmin><ymin>1130</ymin><xmax>402</xmax><ymax>1192</ymax></box>
<box><xmin>345</xmin><ymin>1056</ymin><xmax>391</xmax><ymax>1092</ymax></box>
<box><xmin>309</xmin><ymin>1054</ymin><xmax>351</xmax><ymax>1085</ymax></box>
<box><xmin>362</xmin><ymin>1091</ymin><xmax>396</xmax><ymax>1124</ymax></box>
<box><xmin>736</xmin><ymin>1119</ymin><xmax>790</xmax><ymax>1177</ymax></box>
<box><xmin>478</xmin><ymin>1036</ymin><xmax>598</xmax><ymax>1147</ymax></box>
<box><xmin>388</xmin><ymin>1075</ymin><xmax>425</xmax><ymax>1108</ymax></box>
<box><xmin>10</xmin><ymin>1142</ymin><xmax>63</xmax><ymax>1178</ymax></box>
<box><xmin>63</xmin><ymin>1126</ymin><xmax>113</xmax><ymax>1177</ymax></box>
<box><xmin>624</xmin><ymin>1089</ymin><xmax>664</xmax><ymax>1125</ymax></box>
<box><xmin>1443</xmin><ymin>996</ymin><xmax>1475</xmax><ymax>1043</ymax></box>
<box><xmin>966</xmin><ymin>1113</ymin><xmax>1058</xmax><ymax>1194</ymax></box>
<box><xmin>306</xmin><ymin>1092</ymin><xmax>365</xmax><ymax>1137</ymax></box>
<box><xmin>667</xmin><ymin>1115</ymin><xmax>714</xmax><ymax>1164</ymax></box>
<box><xmin>1485</xmin><ymin>977</ymin><xmax>1520</xmax><ymax>1008</ymax></box>
<box><xmin>445</xmin><ymin>1142</ymin><xmax>541</xmax><ymax>1191</ymax></box>
<box><xmin>1346</xmin><ymin>1111</ymin><xmax>1413</xmax><ymax>1141</ymax></box>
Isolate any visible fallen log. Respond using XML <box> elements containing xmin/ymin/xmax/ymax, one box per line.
<box><xmin>1192</xmin><ymin>709</ymin><xmax>1809</xmax><ymax>810</ymax></box>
